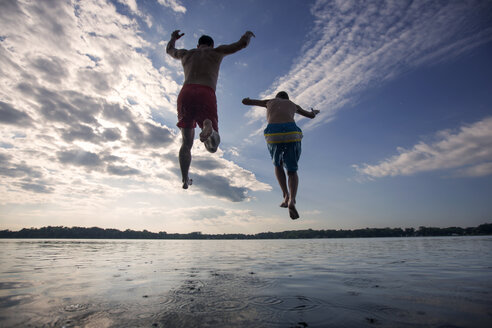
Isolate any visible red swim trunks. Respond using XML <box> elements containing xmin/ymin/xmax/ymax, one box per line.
<box><xmin>177</xmin><ymin>84</ymin><xmax>218</xmax><ymax>132</ymax></box>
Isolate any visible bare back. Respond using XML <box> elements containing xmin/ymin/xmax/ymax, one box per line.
<box><xmin>180</xmin><ymin>48</ymin><xmax>224</xmax><ymax>91</ymax></box>
<box><xmin>266</xmin><ymin>98</ymin><xmax>298</xmax><ymax>124</ymax></box>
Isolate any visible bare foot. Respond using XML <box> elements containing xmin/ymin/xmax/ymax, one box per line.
<box><xmin>280</xmin><ymin>196</ymin><xmax>289</xmax><ymax>208</ymax></box>
<box><xmin>288</xmin><ymin>201</ymin><xmax>299</xmax><ymax>220</ymax></box>
<box><xmin>182</xmin><ymin>178</ymin><xmax>192</xmax><ymax>189</ymax></box>
<box><xmin>200</xmin><ymin>119</ymin><xmax>213</xmax><ymax>142</ymax></box>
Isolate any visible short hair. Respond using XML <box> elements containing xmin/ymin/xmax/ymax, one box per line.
<box><xmin>198</xmin><ymin>35</ymin><xmax>214</xmax><ymax>47</ymax></box>
<box><xmin>275</xmin><ymin>91</ymin><xmax>289</xmax><ymax>100</ymax></box>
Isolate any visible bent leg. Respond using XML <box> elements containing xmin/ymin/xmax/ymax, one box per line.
<box><xmin>275</xmin><ymin>165</ymin><xmax>289</xmax><ymax>208</ymax></box>
<box><xmin>179</xmin><ymin>128</ymin><xmax>194</xmax><ymax>189</ymax></box>
<box><xmin>287</xmin><ymin>171</ymin><xmax>299</xmax><ymax>219</ymax></box>
<box><xmin>201</xmin><ymin>119</ymin><xmax>220</xmax><ymax>153</ymax></box>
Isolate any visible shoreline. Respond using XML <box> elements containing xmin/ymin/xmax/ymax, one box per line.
<box><xmin>0</xmin><ymin>223</ymin><xmax>491</xmax><ymax>240</ymax></box>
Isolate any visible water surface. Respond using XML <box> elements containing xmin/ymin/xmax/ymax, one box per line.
<box><xmin>0</xmin><ymin>237</ymin><xmax>491</xmax><ymax>327</ymax></box>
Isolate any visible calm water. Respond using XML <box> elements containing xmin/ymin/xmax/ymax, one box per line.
<box><xmin>0</xmin><ymin>237</ymin><xmax>491</xmax><ymax>327</ymax></box>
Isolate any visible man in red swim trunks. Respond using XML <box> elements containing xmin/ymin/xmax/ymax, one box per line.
<box><xmin>167</xmin><ymin>29</ymin><xmax>255</xmax><ymax>189</ymax></box>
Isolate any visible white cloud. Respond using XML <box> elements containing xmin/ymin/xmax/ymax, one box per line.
<box><xmin>255</xmin><ymin>0</ymin><xmax>492</xmax><ymax>130</ymax></box>
<box><xmin>163</xmin><ymin>206</ymin><xmax>261</xmax><ymax>233</ymax></box>
<box><xmin>116</xmin><ymin>0</ymin><xmax>153</xmax><ymax>28</ymax></box>
<box><xmin>0</xmin><ymin>0</ymin><xmax>267</xmax><ymax>214</ymax></box>
<box><xmin>234</xmin><ymin>61</ymin><xmax>248</xmax><ymax>68</ymax></box>
<box><xmin>226</xmin><ymin>146</ymin><xmax>239</xmax><ymax>157</ymax></box>
<box><xmin>353</xmin><ymin>117</ymin><xmax>492</xmax><ymax>179</ymax></box>
<box><xmin>117</xmin><ymin>0</ymin><xmax>138</xmax><ymax>13</ymax></box>
<box><xmin>167</xmin><ymin>145</ymin><xmax>271</xmax><ymax>202</ymax></box>
<box><xmin>157</xmin><ymin>0</ymin><xmax>186</xmax><ymax>14</ymax></box>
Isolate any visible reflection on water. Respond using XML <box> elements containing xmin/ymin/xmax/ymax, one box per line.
<box><xmin>0</xmin><ymin>237</ymin><xmax>491</xmax><ymax>327</ymax></box>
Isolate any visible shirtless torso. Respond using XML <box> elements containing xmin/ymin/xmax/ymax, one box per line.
<box><xmin>242</xmin><ymin>96</ymin><xmax>317</xmax><ymax>124</ymax></box>
<box><xmin>167</xmin><ymin>31</ymin><xmax>255</xmax><ymax>90</ymax></box>
<box><xmin>180</xmin><ymin>48</ymin><xmax>223</xmax><ymax>90</ymax></box>
<box><xmin>266</xmin><ymin>98</ymin><xmax>298</xmax><ymax>124</ymax></box>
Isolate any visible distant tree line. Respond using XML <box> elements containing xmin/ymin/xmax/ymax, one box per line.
<box><xmin>0</xmin><ymin>223</ymin><xmax>491</xmax><ymax>239</ymax></box>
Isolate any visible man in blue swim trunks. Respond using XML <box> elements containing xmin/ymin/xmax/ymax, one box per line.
<box><xmin>242</xmin><ymin>91</ymin><xmax>319</xmax><ymax>219</ymax></box>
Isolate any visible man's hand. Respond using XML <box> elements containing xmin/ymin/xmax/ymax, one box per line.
<box><xmin>244</xmin><ymin>31</ymin><xmax>255</xmax><ymax>38</ymax></box>
<box><xmin>167</xmin><ymin>30</ymin><xmax>187</xmax><ymax>58</ymax></box>
<box><xmin>243</xmin><ymin>31</ymin><xmax>255</xmax><ymax>46</ymax></box>
<box><xmin>171</xmin><ymin>30</ymin><xmax>184</xmax><ymax>40</ymax></box>
<box><xmin>242</xmin><ymin>97</ymin><xmax>268</xmax><ymax>107</ymax></box>
<box><xmin>310</xmin><ymin>108</ymin><xmax>320</xmax><ymax>118</ymax></box>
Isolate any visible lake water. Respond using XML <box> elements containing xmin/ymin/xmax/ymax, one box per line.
<box><xmin>0</xmin><ymin>237</ymin><xmax>491</xmax><ymax>327</ymax></box>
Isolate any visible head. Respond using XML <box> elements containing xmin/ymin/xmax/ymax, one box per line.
<box><xmin>275</xmin><ymin>91</ymin><xmax>289</xmax><ymax>100</ymax></box>
<box><xmin>198</xmin><ymin>35</ymin><xmax>214</xmax><ymax>48</ymax></box>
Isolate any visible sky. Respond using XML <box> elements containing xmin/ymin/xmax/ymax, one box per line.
<box><xmin>0</xmin><ymin>0</ymin><xmax>491</xmax><ymax>234</ymax></box>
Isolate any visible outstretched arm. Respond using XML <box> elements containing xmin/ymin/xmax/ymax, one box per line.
<box><xmin>296</xmin><ymin>105</ymin><xmax>320</xmax><ymax>119</ymax></box>
<box><xmin>215</xmin><ymin>31</ymin><xmax>255</xmax><ymax>55</ymax></box>
<box><xmin>166</xmin><ymin>30</ymin><xmax>187</xmax><ymax>59</ymax></box>
<box><xmin>242</xmin><ymin>97</ymin><xmax>269</xmax><ymax>107</ymax></box>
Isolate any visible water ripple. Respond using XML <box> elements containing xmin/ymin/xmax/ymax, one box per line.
<box><xmin>63</xmin><ymin>303</ymin><xmax>89</xmax><ymax>312</ymax></box>
<box><xmin>269</xmin><ymin>295</ymin><xmax>325</xmax><ymax>312</ymax></box>
<box><xmin>251</xmin><ymin>295</ymin><xmax>284</xmax><ymax>306</ymax></box>
<box><xmin>0</xmin><ymin>294</ymin><xmax>35</xmax><ymax>308</ymax></box>
<box><xmin>0</xmin><ymin>281</ymin><xmax>32</xmax><ymax>289</ymax></box>
<box><xmin>209</xmin><ymin>298</ymin><xmax>247</xmax><ymax>312</ymax></box>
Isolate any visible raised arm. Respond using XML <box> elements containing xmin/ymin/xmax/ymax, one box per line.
<box><xmin>296</xmin><ymin>105</ymin><xmax>320</xmax><ymax>119</ymax></box>
<box><xmin>242</xmin><ymin>97</ymin><xmax>269</xmax><ymax>108</ymax></box>
<box><xmin>215</xmin><ymin>31</ymin><xmax>255</xmax><ymax>55</ymax></box>
<box><xmin>166</xmin><ymin>30</ymin><xmax>187</xmax><ymax>59</ymax></box>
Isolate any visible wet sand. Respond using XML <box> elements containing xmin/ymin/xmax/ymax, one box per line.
<box><xmin>0</xmin><ymin>237</ymin><xmax>491</xmax><ymax>327</ymax></box>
